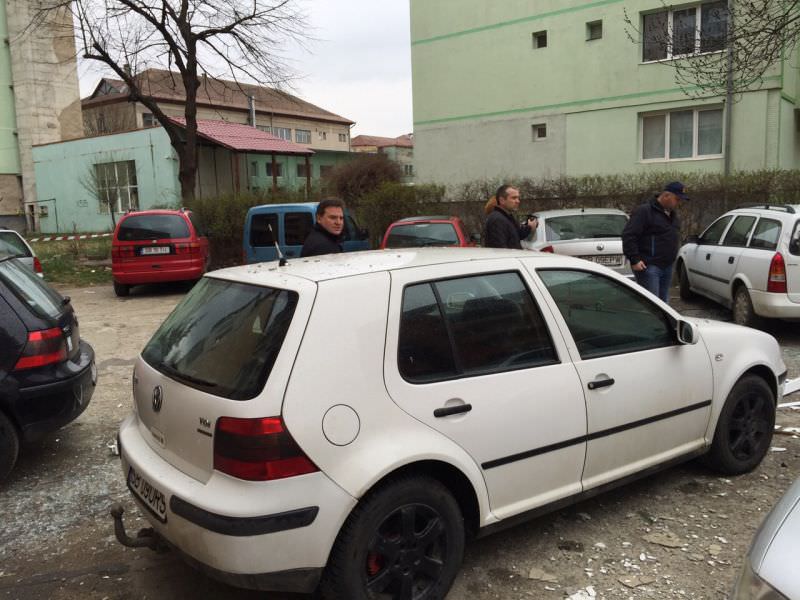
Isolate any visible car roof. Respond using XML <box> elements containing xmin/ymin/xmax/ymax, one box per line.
<box><xmin>536</xmin><ymin>208</ymin><xmax>628</xmax><ymax>218</ymax></box>
<box><xmin>392</xmin><ymin>216</ymin><xmax>456</xmax><ymax>223</ymax></box>
<box><xmin>120</xmin><ymin>209</ymin><xmax>189</xmax><ymax>217</ymax></box>
<box><xmin>727</xmin><ymin>204</ymin><xmax>800</xmax><ymax>216</ymax></box>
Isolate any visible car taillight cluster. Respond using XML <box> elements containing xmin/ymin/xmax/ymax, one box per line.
<box><xmin>33</xmin><ymin>257</ymin><xmax>43</xmax><ymax>275</ymax></box>
<box><xmin>14</xmin><ymin>327</ymin><xmax>67</xmax><ymax>370</ymax></box>
<box><xmin>213</xmin><ymin>416</ymin><xmax>319</xmax><ymax>481</ymax></box>
<box><xmin>540</xmin><ymin>245</ymin><xmax>555</xmax><ymax>253</ymax></box>
<box><xmin>174</xmin><ymin>242</ymin><xmax>201</xmax><ymax>255</ymax></box>
<box><xmin>111</xmin><ymin>246</ymin><xmax>136</xmax><ymax>259</ymax></box>
<box><xmin>767</xmin><ymin>252</ymin><xmax>787</xmax><ymax>293</ymax></box>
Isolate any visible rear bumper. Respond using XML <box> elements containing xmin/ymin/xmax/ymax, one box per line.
<box><xmin>113</xmin><ymin>263</ymin><xmax>204</xmax><ymax>285</ymax></box>
<box><xmin>749</xmin><ymin>290</ymin><xmax>800</xmax><ymax>319</ymax></box>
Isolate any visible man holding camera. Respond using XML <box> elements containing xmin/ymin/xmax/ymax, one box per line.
<box><xmin>484</xmin><ymin>184</ymin><xmax>538</xmax><ymax>249</ymax></box>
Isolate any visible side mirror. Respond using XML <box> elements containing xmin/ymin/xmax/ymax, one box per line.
<box><xmin>677</xmin><ymin>319</ymin><xmax>698</xmax><ymax>345</ymax></box>
<box><xmin>684</xmin><ymin>235</ymin><xmax>699</xmax><ymax>245</ymax></box>
<box><xmin>470</xmin><ymin>233</ymin><xmax>481</xmax><ymax>244</ymax></box>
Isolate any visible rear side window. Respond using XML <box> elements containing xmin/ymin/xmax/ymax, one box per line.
<box><xmin>142</xmin><ymin>278</ymin><xmax>298</xmax><ymax>400</ymax></box>
<box><xmin>386</xmin><ymin>223</ymin><xmax>459</xmax><ymax>248</ymax></box>
<box><xmin>284</xmin><ymin>212</ymin><xmax>313</xmax><ymax>245</ymax></box>
<box><xmin>250</xmin><ymin>213</ymin><xmax>278</xmax><ymax>247</ymax></box>
<box><xmin>398</xmin><ymin>272</ymin><xmax>557</xmax><ymax>383</ymax></box>
<box><xmin>749</xmin><ymin>218</ymin><xmax>781</xmax><ymax>250</ymax></box>
<box><xmin>0</xmin><ymin>232</ymin><xmax>31</xmax><ymax>257</ymax></box>
<box><xmin>722</xmin><ymin>216</ymin><xmax>756</xmax><ymax>247</ymax></box>
<box><xmin>699</xmin><ymin>215</ymin><xmax>732</xmax><ymax>245</ymax></box>
<box><xmin>118</xmin><ymin>214</ymin><xmax>190</xmax><ymax>241</ymax></box>
<box><xmin>187</xmin><ymin>212</ymin><xmax>205</xmax><ymax>237</ymax></box>
<box><xmin>0</xmin><ymin>258</ymin><xmax>63</xmax><ymax>319</ymax></box>
<box><xmin>545</xmin><ymin>214</ymin><xmax>627</xmax><ymax>241</ymax></box>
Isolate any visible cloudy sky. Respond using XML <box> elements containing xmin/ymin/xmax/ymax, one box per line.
<box><xmin>78</xmin><ymin>1</ymin><xmax>413</xmax><ymax>138</ymax></box>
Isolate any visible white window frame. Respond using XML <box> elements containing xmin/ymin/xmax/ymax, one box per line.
<box><xmin>639</xmin><ymin>106</ymin><xmax>724</xmax><ymax>162</ymax></box>
<box><xmin>641</xmin><ymin>1</ymin><xmax>727</xmax><ymax>63</ymax></box>
<box><xmin>532</xmin><ymin>123</ymin><xmax>548</xmax><ymax>142</ymax></box>
<box><xmin>272</xmin><ymin>127</ymin><xmax>291</xmax><ymax>141</ymax></box>
<box><xmin>295</xmin><ymin>129</ymin><xmax>311</xmax><ymax>144</ymax></box>
<box><xmin>95</xmin><ymin>160</ymin><xmax>139</xmax><ymax>213</ymax></box>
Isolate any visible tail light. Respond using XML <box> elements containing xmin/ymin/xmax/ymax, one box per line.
<box><xmin>540</xmin><ymin>245</ymin><xmax>555</xmax><ymax>253</ymax></box>
<box><xmin>33</xmin><ymin>257</ymin><xmax>43</xmax><ymax>274</ymax></box>
<box><xmin>214</xmin><ymin>417</ymin><xmax>319</xmax><ymax>481</ymax></box>
<box><xmin>767</xmin><ymin>252</ymin><xmax>787</xmax><ymax>293</ymax></box>
<box><xmin>14</xmin><ymin>327</ymin><xmax>67</xmax><ymax>370</ymax></box>
<box><xmin>111</xmin><ymin>245</ymin><xmax>135</xmax><ymax>259</ymax></box>
<box><xmin>175</xmin><ymin>242</ymin><xmax>201</xmax><ymax>255</ymax></box>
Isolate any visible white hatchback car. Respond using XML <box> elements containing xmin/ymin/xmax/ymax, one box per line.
<box><xmin>521</xmin><ymin>208</ymin><xmax>633</xmax><ymax>278</ymax></box>
<box><xmin>0</xmin><ymin>229</ymin><xmax>41</xmax><ymax>276</ymax></box>
<box><xmin>115</xmin><ymin>248</ymin><xmax>785</xmax><ymax>599</ymax></box>
<box><xmin>677</xmin><ymin>205</ymin><xmax>800</xmax><ymax>326</ymax></box>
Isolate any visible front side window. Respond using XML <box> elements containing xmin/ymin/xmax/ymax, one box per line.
<box><xmin>699</xmin><ymin>215</ymin><xmax>733</xmax><ymax>245</ymax></box>
<box><xmin>722</xmin><ymin>216</ymin><xmax>757</xmax><ymax>247</ymax></box>
<box><xmin>642</xmin><ymin>1</ymin><xmax>728</xmax><ymax>62</ymax></box>
<box><xmin>539</xmin><ymin>270</ymin><xmax>674</xmax><ymax>359</ymax></box>
<box><xmin>117</xmin><ymin>214</ymin><xmax>190</xmax><ymax>241</ymax></box>
<box><xmin>749</xmin><ymin>218</ymin><xmax>781</xmax><ymax>251</ymax></box>
<box><xmin>284</xmin><ymin>212</ymin><xmax>313</xmax><ymax>246</ymax></box>
<box><xmin>641</xmin><ymin>108</ymin><xmax>723</xmax><ymax>161</ymax></box>
<box><xmin>95</xmin><ymin>160</ymin><xmax>139</xmax><ymax>213</ymax></box>
<box><xmin>385</xmin><ymin>223</ymin><xmax>460</xmax><ymax>248</ymax></box>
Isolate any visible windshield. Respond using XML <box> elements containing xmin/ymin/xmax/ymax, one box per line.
<box><xmin>118</xmin><ymin>214</ymin><xmax>190</xmax><ymax>241</ymax></box>
<box><xmin>141</xmin><ymin>277</ymin><xmax>298</xmax><ymax>400</ymax></box>
<box><xmin>545</xmin><ymin>214</ymin><xmax>628</xmax><ymax>241</ymax></box>
<box><xmin>0</xmin><ymin>258</ymin><xmax>64</xmax><ymax>319</ymax></box>
<box><xmin>0</xmin><ymin>232</ymin><xmax>32</xmax><ymax>257</ymax></box>
<box><xmin>386</xmin><ymin>223</ymin><xmax>459</xmax><ymax>248</ymax></box>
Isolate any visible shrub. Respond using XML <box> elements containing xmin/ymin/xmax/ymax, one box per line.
<box><xmin>323</xmin><ymin>154</ymin><xmax>403</xmax><ymax>201</ymax></box>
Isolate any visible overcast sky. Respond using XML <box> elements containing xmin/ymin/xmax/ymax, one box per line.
<box><xmin>77</xmin><ymin>1</ymin><xmax>413</xmax><ymax>138</ymax></box>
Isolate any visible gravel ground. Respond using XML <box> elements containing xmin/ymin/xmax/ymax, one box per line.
<box><xmin>0</xmin><ymin>283</ymin><xmax>798</xmax><ymax>600</ymax></box>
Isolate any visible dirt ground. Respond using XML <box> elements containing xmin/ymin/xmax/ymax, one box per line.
<box><xmin>1</xmin><ymin>282</ymin><xmax>799</xmax><ymax>600</ymax></box>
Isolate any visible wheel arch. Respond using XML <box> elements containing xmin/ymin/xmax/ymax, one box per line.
<box><xmin>741</xmin><ymin>364</ymin><xmax>778</xmax><ymax>404</ymax></box>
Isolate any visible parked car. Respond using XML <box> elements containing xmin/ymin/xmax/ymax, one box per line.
<box><xmin>521</xmin><ymin>208</ymin><xmax>633</xmax><ymax>278</ymax></box>
<box><xmin>114</xmin><ymin>248</ymin><xmax>783</xmax><ymax>599</ymax></box>
<box><xmin>0</xmin><ymin>229</ymin><xmax>42</xmax><ymax>277</ymax></box>
<box><xmin>677</xmin><ymin>204</ymin><xmax>800</xmax><ymax>327</ymax></box>
<box><xmin>733</xmin><ymin>476</ymin><xmax>800</xmax><ymax>599</ymax></box>
<box><xmin>243</xmin><ymin>202</ymin><xmax>369</xmax><ymax>263</ymax></box>
<box><xmin>111</xmin><ymin>209</ymin><xmax>210</xmax><ymax>297</ymax></box>
<box><xmin>380</xmin><ymin>215</ymin><xmax>479</xmax><ymax>249</ymax></box>
<box><xmin>0</xmin><ymin>256</ymin><xmax>96</xmax><ymax>483</ymax></box>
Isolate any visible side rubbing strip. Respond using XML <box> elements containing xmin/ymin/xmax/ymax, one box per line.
<box><xmin>481</xmin><ymin>399</ymin><xmax>712</xmax><ymax>470</ymax></box>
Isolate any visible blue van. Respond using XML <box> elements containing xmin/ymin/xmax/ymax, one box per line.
<box><xmin>243</xmin><ymin>202</ymin><xmax>370</xmax><ymax>263</ymax></box>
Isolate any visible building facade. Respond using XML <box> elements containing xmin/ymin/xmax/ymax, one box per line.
<box><xmin>351</xmin><ymin>134</ymin><xmax>415</xmax><ymax>183</ymax></box>
<box><xmin>410</xmin><ymin>0</ymin><xmax>800</xmax><ymax>186</ymax></box>
<box><xmin>0</xmin><ymin>1</ymin><xmax>82</xmax><ymax>231</ymax></box>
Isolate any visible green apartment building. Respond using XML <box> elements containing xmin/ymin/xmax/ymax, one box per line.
<box><xmin>410</xmin><ymin>0</ymin><xmax>800</xmax><ymax>186</ymax></box>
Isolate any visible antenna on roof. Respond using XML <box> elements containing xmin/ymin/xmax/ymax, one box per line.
<box><xmin>268</xmin><ymin>224</ymin><xmax>288</xmax><ymax>266</ymax></box>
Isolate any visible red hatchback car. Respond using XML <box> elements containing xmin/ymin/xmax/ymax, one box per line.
<box><xmin>380</xmin><ymin>216</ymin><xmax>479</xmax><ymax>249</ymax></box>
<box><xmin>111</xmin><ymin>209</ymin><xmax>209</xmax><ymax>297</ymax></box>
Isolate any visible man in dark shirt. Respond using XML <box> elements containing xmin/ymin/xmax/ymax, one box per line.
<box><xmin>301</xmin><ymin>198</ymin><xmax>346</xmax><ymax>257</ymax></box>
<box><xmin>484</xmin><ymin>184</ymin><xmax>538</xmax><ymax>249</ymax></box>
<box><xmin>622</xmin><ymin>181</ymin><xmax>689</xmax><ymax>303</ymax></box>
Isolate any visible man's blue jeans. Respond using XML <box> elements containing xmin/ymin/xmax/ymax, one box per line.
<box><xmin>633</xmin><ymin>264</ymin><xmax>673</xmax><ymax>303</ymax></box>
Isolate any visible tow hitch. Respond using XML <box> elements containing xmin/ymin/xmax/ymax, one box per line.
<box><xmin>110</xmin><ymin>503</ymin><xmax>169</xmax><ymax>552</ymax></box>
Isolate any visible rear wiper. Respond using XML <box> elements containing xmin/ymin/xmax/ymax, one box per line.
<box><xmin>159</xmin><ymin>362</ymin><xmax>217</xmax><ymax>388</ymax></box>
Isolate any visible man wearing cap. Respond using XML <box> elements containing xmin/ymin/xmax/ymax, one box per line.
<box><xmin>622</xmin><ymin>181</ymin><xmax>690</xmax><ymax>303</ymax></box>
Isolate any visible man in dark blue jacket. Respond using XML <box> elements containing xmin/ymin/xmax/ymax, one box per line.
<box><xmin>484</xmin><ymin>184</ymin><xmax>538</xmax><ymax>249</ymax></box>
<box><xmin>622</xmin><ymin>181</ymin><xmax>689</xmax><ymax>303</ymax></box>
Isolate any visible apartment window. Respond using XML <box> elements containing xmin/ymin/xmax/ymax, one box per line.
<box><xmin>319</xmin><ymin>131</ymin><xmax>327</xmax><ymax>140</ymax></box>
<box><xmin>266</xmin><ymin>162</ymin><xmax>283</xmax><ymax>177</ymax></box>
<box><xmin>256</xmin><ymin>125</ymin><xmax>271</xmax><ymax>133</ymax></box>
<box><xmin>250</xmin><ymin>161</ymin><xmax>258</xmax><ymax>176</ymax></box>
<box><xmin>532</xmin><ymin>123</ymin><xmax>547</xmax><ymax>141</ymax></box>
<box><xmin>95</xmin><ymin>160</ymin><xmax>139</xmax><ymax>213</ymax></box>
<box><xmin>338</xmin><ymin>133</ymin><xmax>348</xmax><ymax>142</ymax></box>
<box><xmin>295</xmin><ymin>129</ymin><xmax>311</xmax><ymax>144</ymax></box>
<box><xmin>297</xmin><ymin>163</ymin><xmax>311</xmax><ymax>178</ymax></box>
<box><xmin>142</xmin><ymin>113</ymin><xmax>156</xmax><ymax>128</ymax></box>
<box><xmin>532</xmin><ymin>31</ymin><xmax>548</xmax><ymax>49</ymax></box>
<box><xmin>272</xmin><ymin>127</ymin><xmax>291</xmax><ymax>141</ymax></box>
<box><xmin>403</xmin><ymin>164</ymin><xmax>414</xmax><ymax>176</ymax></box>
<box><xmin>642</xmin><ymin>1</ymin><xmax>727</xmax><ymax>62</ymax></box>
<box><xmin>586</xmin><ymin>20</ymin><xmax>603</xmax><ymax>41</ymax></box>
<box><xmin>641</xmin><ymin>107</ymin><xmax>723</xmax><ymax>161</ymax></box>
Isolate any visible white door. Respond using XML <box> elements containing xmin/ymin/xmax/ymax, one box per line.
<box><xmin>682</xmin><ymin>214</ymin><xmax>733</xmax><ymax>301</ymax></box>
<box><xmin>383</xmin><ymin>261</ymin><xmax>587</xmax><ymax>519</ymax></box>
<box><xmin>704</xmin><ymin>214</ymin><xmax>758</xmax><ymax>301</ymax></box>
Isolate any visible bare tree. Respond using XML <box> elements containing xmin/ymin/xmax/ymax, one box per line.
<box><xmin>625</xmin><ymin>1</ymin><xmax>799</xmax><ymax>98</ymax></box>
<box><xmin>33</xmin><ymin>1</ymin><xmax>308</xmax><ymax>202</ymax></box>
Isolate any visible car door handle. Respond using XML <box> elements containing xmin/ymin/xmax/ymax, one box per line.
<box><xmin>728</xmin><ymin>256</ymin><xmax>735</xmax><ymax>264</ymax></box>
<box><xmin>434</xmin><ymin>404</ymin><xmax>472</xmax><ymax>418</ymax></box>
<box><xmin>705</xmin><ymin>253</ymin><xmax>711</xmax><ymax>260</ymax></box>
<box><xmin>587</xmin><ymin>378</ymin><xmax>615</xmax><ymax>390</ymax></box>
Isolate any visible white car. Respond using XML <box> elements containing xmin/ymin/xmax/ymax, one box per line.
<box><xmin>677</xmin><ymin>204</ymin><xmax>800</xmax><ymax>326</ymax></box>
<box><xmin>115</xmin><ymin>248</ymin><xmax>785</xmax><ymax>599</ymax></box>
<box><xmin>521</xmin><ymin>208</ymin><xmax>633</xmax><ymax>278</ymax></box>
<box><xmin>0</xmin><ymin>229</ymin><xmax>42</xmax><ymax>276</ymax></box>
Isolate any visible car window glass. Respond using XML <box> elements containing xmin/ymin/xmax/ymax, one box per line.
<box><xmin>539</xmin><ymin>270</ymin><xmax>674</xmax><ymax>359</ymax></box>
<box><xmin>187</xmin><ymin>212</ymin><xmax>205</xmax><ymax>237</ymax></box>
<box><xmin>142</xmin><ymin>278</ymin><xmax>298</xmax><ymax>400</ymax></box>
<box><xmin>790</xmin><ymin>221</ymin><xmax>800</xmax><ymax>256</ymax></box>
<box><xmin>249</xmin><ymin>213</ymin><xmax>279</xmax><ymax>247</ymax></box>
<box><xmin>117</xmin><ymin>215</ymin><xmax>190</xmax><ymax>241</ymax></box>
<box><xmin>343</xmin><ymin>214</ymin><xmax>359</xmax><ymax>241</ymax></box>
<box><xmin>749</xmin><ymin>218</ymin><xmax>781</xmax><ymax>251</ymax></box>
<box><xmin>386</xmin><ymin>223</ymin><xmax>460</xmax><ymax>248</ymax></box>
<box><xmin>544</xmin><ymin>214</ymin><xmax>627</xmax><ymax>241</ymax></box>
<box><xmin>722</xmin><ymin>216</ymin><xmax>756</xmax><ymax>247</ymax></box>
<box><xmin>698</xmin><ymin>215</ymin><xmax>732</xmax><ymax>245</ymax></box>
<box><xmin>284</xmin><ymin>212</ymin><xmax>314</xmax><ymax>246</ymax></box>
<box><xmin>0</xmin><ymin>232</ymin><xmax>31</xmax><ymax>257</ymax></box>
<box><xmin>0</xmin><ymin>258</ymin><xmax>63</xmax><ymax>319</ymax></box>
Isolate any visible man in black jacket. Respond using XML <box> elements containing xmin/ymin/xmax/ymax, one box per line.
<box><xmin>484</xmin><ymin>184</ymin><xmax>538</xmax><ymax>249</ymax></box>
<box><xmin>622</xmin><ymin>181</ymin><xmax>689</xmax><ymax>303</ymax></box>
<box><xmin>301</xmin><ymin>198</ymin><xmax>346</xmax><ymax>257</ymax></box>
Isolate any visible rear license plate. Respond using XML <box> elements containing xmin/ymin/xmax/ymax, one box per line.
<box><xmin>127</xmin><ymin>466</ymin><xmax>167</xmax><ymax>522</ymax></box>
<box><xmin>588</xmin><ymin>255</ymin><xmax>623</xmax><ymax>267</ymax></box>
<box><xmin>141</xmin><ymin>246</ymin><xmax>171</xmax><ymax>255</ymax></box>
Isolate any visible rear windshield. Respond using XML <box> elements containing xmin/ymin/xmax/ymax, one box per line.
<box><xmin>0</xmin><ymin>232</ymin><xmax>32</xmax><ymax>257</ymax></box>
<box><xmin>0</xmin><ymin>258</ymin><xmax>64</xmax><ymax>319</ymax></box>
<box><xmin>118</xmin><ymin>215</ymin><xmax>190</xmax><ymax>241</ymax></box>
<box><xmin>545</xmin><ymin>214</ymin><xmax>628</xmax><ymax>241</ymax></box>
<box><xmin>141</xmin><ymin>278</ymin><xmax>298</xmax><ymax>400</ymax></box>
<box><xmin>386</xmin><ymin>223</ymin><xmax>459</xmax><ymax>248</ymax></box>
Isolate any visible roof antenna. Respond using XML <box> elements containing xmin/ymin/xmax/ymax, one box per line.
<box><xmin>268</xmin><ymin>224</ymin><xmax>288</xmax><ymax>266</ymax></box>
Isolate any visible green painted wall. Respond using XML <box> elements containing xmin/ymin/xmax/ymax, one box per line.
<box><xmin>0</xmin><ymin>1</ymin><xmax>20</xmax><ymax>174</ymax></box>
<box><xmin>242</xmin><ymin>149</ymin><xmax>355</xmax><ymax>192</ymax></box>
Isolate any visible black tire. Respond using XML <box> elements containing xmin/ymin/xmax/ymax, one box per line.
<box><xmin>0</xmin><ymin>411</ymin><xmax>20</xmax><ymax>484</ymax></box>
<box><xmin>678</xmin><ymin>262</ymin><xmax>695</xmax><ymax>301</ymax></box>
<box><xmin>113</xmin><ymin>281</ymin><xmax>130</xmax><ymax>297</ymax></box>
<box><xmin>732</xmin><ymin>286</ymin><xmax>759</xmax><ymax>328</ymax></box>
<box><xmin>320</xmin><ymin>475</ymin><xmax>465</xmax><ymax>600</ymax></box>
<box><xmin>705</xmin><ymin>375</ymin><xmax>775</xmax><ymax>475</ymax></box>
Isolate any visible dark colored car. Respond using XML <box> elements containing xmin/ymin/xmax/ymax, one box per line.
<box><xmin>380</xmin><ymin>216</ymin><xmax>479</xmax><ymax>249</ymax></box>
<box><xmin>0</xmin><ymin>256</ymin><xmax>96</xmax><ymax>482</ymax></box>
<box><xmin>111</xmin><ymin>209</ymin><xmax>210</xmax><ymax>297</ymax></box>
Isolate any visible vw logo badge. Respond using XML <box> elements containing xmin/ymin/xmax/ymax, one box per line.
<box><xmin>596</xmin><ymin>243</ymin><xmax>605</xmax><ymax>251</ymax></box>
<box><xmin>152</xmin><ymin>386</ymin><xmax>164</xmax><ymax>413</ymax></box>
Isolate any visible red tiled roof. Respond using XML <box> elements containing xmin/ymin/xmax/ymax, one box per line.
<box><xmin>170</xmin><ymin>118</ymin><xmax>314</xmax><ymax>155</ymax></box>
<box><xmin>352</xmin><ymin>134</ymin><xmax>414</xmax><ymax>148</ymax></box>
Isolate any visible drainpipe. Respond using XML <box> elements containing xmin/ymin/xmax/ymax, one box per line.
<box><xmin>723</xmin><ymin>0</ymin><xmax>734</xmax><ymax>179</ymax></box>
<box><xmin>248</xmin><ymin>95</ymin><xmax>256</xmax><ymax>128</ymax></box>
<box><xmin>349</xmin><ymin>123</ymin><xmax>356</xmax><ymax>152</ymax></box>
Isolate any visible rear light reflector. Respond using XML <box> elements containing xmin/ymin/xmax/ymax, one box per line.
<box><xmin>111</xmin><ymin>245</ymin><xmax>136</xmax><ymax>259</ymax></box>
<box><xmin>214</xmin><ymin>417</ymin><xmax>319</xmax><ymax>481</ymax></box>
<box><xmin>14</xmin><ymin>327</ymin><xmax>67</xmax><ymax>370</ymax></box>
<box><xmin>767</xmin><ymin>252</ymin><xmax>787</xmax><ymax>293</ymax></box>
<box><xmin>175</xmin><ymin>242</ymin><xmax>201</xmax><ymax>255</ymax></box>
<box><xmin>33</xmin><ymin>257</ymin><xmax>43</xmax><ymax>274</ymax></box>
<box><xmin>540</xmin><ymin>245</ymin><xmax>555</xmax><ymax>253</ymax></box>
